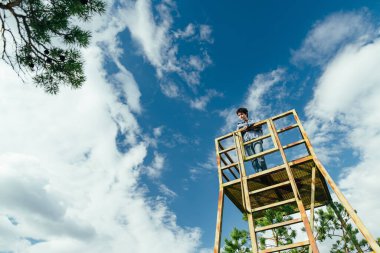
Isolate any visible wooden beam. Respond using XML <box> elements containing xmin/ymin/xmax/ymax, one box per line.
<box><xmin>251</xmin><ymin>198</ymin><xmax>296</xmax><ymax>213</ymax></box>
<box><xmin>245</xmin><ymin>147</ymin><xmax>278</xmax><ymax>161</ymax></box>
<box><xmin>213</xmin><ymin>188</ymin><xmax>224</xmax><ymax>253</ymax></box>
<box><xmin>220</xmin><ymin>156</ymin><xmax>239</xmax><ymax>178</ymax></box>
<box><xmin>260</xmin><ymin>240</ymin><xmax>309</xmax><ymax>253</ymax></box>
<box><xmin>249</xmin><ymin>181</ymin><xmax>290</xmax><ymax>195</ymax></box>
<box><xmin>243</xmin><ymin>133</ymin><xmax>271</xmax><ymax>146</ymax></box>
<box><xmin>218</xmin><ymin>145</ymin><xmax>235</xmax><ymax>154</ymax></box>
<box><xmin>277</xmin><ymin>123</ymin><xmax>299</xmax><ymax>133</ymax></box>
<box><xmin>282</xmin><ymin>139</ymin><xmax>305</xmax><ymax>150</ymax></box>
<box><xmin>246</xmin><ymin>164</ymin><xmax>286</xmax><ymax>180</ymax></box>
<box><xmin>271</xmin><ymin>109</ymin><xmax>294</xmax><ymax>121</ymax></box>
<box><xmin>255</xmin><ymin>218</ymin><xmax>303</xmax><ymax>232</ymax></box>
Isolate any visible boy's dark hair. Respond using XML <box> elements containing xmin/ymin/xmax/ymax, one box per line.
<box><xmin>236</xmin><ymin>107</ymin><xmax>248</xmax><ymax>116</ymax></box>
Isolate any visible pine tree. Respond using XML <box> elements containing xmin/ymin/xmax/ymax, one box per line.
<box><xmin>0</xmin><ymin>0</ymin><xmax>105</xmax><ymax>93</ymax></box>
<box><xmin>222</xmin><ymin>206</ymin><xmax>304</xmax><ymax>252</ymax></box>
<box><xmin>255</xmin><ymin>205</ymin><xmax>298</xmax><ymax>250</ymax></box>
<box><xmin>223</xmin><ymin>227</ymin><xmax>251</xmax><ymax>253</ymax></box>
<box><xmin>313</xmin><ymin>202</ymin><xmax>379</xmax><ymax>253</ymax></box>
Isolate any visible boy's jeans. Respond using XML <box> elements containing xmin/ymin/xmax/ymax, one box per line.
<box><xmin>245</xmin><ymin>141</ymin><xmax>267</xmax><ymax>173</ymax></box>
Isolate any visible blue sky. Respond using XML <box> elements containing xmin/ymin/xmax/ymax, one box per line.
<box><xmin>1</xmin><ymin>0</ymin><xmax>380</xmax><ymax>252</ymax></box>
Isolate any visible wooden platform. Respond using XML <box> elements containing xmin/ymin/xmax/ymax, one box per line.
<box><xmin>224</xmin><ymin>156</ymin><xmax>331</xmax><ymax>218</ymax></box>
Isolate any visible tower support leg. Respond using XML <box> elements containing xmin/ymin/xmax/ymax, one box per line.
<box><xmin>309</xmin><ymin>166</ymin><xmax>316</xmax><ymax>253</ymax></box>
<box><xmin>214</xmin><ymin>188</ymin><xmax>224</xmax><ymax>253</ymax></box>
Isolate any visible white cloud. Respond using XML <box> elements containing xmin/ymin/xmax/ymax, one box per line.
<box><xmin>160</xmin><ymin>81</ymin><xmax>181</xmax><ymax>98</ymax></box>
<box><xmin>144</xmin><ymin>152</ymin><xmax>166</xmax><ymax>178</ymax></box>
<box><xmin>199</xmin><ymin>25</ymin><xmax>213</xmax><ymax>43</ymax></box>
<box><xmin>304</xmin><ymin>37</ymin><xmax>380</xmax><ymax>238</ymax></box>
<box><xmin>153</xmin><ymin>126</ymin><xmax>164</xmax><ymax>138</ymax></box>
<box><xmin>245</xmin><ymin>68</ymin><xmax>285</xmax><ymax>120</ymax></box>
<box><xmin>292</xmin><ymin>10</ymin><xmax>376</xmax><ymax>66</ymax></box>
<box><xmin>124</xmin><ymin>0</ymin><xmax>174</xmax><ymax>74</ymax></box>
<box><xmin>0</xmin><ymin>2</ymin><xmax>204</xmax><ymax>252</ymax></box>
<box><xmin>174</xmin><ymin>23</ymin><xmax>196</xmax><ymax>39</ymax></box>
<box><xmin>189</xmin><ymin>89</ymin><xmax>223</xmax><ymax>110</ymax></box>
<box><xmin>174</xmin><ymin>23</ymin><xmax>213</xmax><ymax>43</ymax></box>
<box><xmin>123</xmin><ymin>0</ymin><xmax>212</xmax><ymax>88</ymax></box>
<box><xmin>158</xmin><ymin>184</ymin><xmax>177</xmax><ymax>199</ymax></box>
<box><xmin>220</xmin><ymin>68</ymin><xmax>286</xmax><ymax>134</ymax></box>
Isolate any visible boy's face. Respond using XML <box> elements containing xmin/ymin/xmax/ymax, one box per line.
<box><xmin>237</xmin><ymin>112</ymin><xmax>248</xmax><ymax>121</ymax></box>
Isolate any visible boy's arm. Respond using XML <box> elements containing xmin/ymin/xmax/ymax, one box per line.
<box><xmin>246</xmin><ymin>119</ymin><xmax>262</xmax><ymax>131</ymax></box>
<box><xmin>236</xmin><ymin>122</ymin><xmax>248</xmax><ymax>132</ymax></box>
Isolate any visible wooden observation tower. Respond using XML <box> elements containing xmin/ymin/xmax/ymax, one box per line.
<box><xmin>213</xmin><ymin>109</ymin><xmax>380</xmax><ymax>253</ymax></box>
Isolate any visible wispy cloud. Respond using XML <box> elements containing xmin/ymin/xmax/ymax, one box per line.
<box><xmin>219</xmin><ymin>68</ymin><xmax>286</xmax><ymax>134</ymax></box>
<box><xmin>174</xmin><ymin>23</ymin><xmax>196</xmax><ymax>39</ymax></box>
<box><xmin>122</xmin><ymin>0</ymin><xmax>218</xmax><ymax>110</ymax></box>
<box><xmin>291</xmin><ymin>9</ymin><xmax>375</xmax><ymax>66</ymax></box>
<box><xmin>189</xmin><ymin>89</ymin><xmax>223</xmax><ymax>110</ymax></box>
<box><xmin>143</xmin><ymin>152</ymin><xmax>166</xmax><ymax>178</ymax></box>
<box><xmin>199</xmin><ymin>25</ymin><xmax>214</xmax><ymax>43</ymax></box>
<box><xmin>123</xmin><ymin>0</ymin><xmax>212</xmax><ymax>86</ymax></box>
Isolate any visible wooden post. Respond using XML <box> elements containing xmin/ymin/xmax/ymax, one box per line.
<box><xmin>213</xmin><ymin>188</ymin><xmax>225</xmax><ymax>253</ymax></box>
<box><xmin>308</xmin><ymin>166</ymin><xmax>316</xmax><ymax>253</ymax></box>
<box><xmin>293</xmin><ymin>110</ymin><xmax>380</xmax><ymax>252</ymax></box>
<box><xmin>214</xmin><ymin>139</ymin><xmax>224</xmax><ymax>253</ymax></box>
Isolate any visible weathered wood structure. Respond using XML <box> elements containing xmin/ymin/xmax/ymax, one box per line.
<box><xmin>213</xmin><ymin>109</ymin><xmax>380</xmax><ymax>253</ymax></box>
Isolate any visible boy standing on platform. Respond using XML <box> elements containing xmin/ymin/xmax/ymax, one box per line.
<box><xmin>236</xmin><ymin>107</ymin><xmax>267</xmax><ymax>172</ymax></box>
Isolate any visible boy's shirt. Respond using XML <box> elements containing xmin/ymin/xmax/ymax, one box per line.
<box><xmin>236</xmin><ymin>119</ymin><xmax>263</xmax><ymax>142</ymax></box>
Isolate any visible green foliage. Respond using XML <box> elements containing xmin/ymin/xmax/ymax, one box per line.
<box><xmin>224</xmin><ymin>202</ymin><xmax>380</xmax><ymax>253</ymax></box>
<box><xmin>255</xmin><ymin>205</ymin><xmax>298</xmax><ymax>250</ymax></box>
<box><xmin>0</xmin><ymin>0</ymin><xmax>106</xmax><ymax>93</ymax></box>
<box><xmin>312</xmin><ymin>202</ymin><xmax>376</xmax><ymax>253</ymax></box>
<box><xmin>222</xmin><ymin>227</ymin><xmax>251</xmax><ymax>253</ymax></box>
<box><xmin>223</xmin><ymin>206</ymin><xmax>307</xmax><ymax>252</ymax></box>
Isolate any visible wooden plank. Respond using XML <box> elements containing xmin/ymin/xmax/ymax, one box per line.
<box><xmin>277</xmin><ymin>123</ymin><xmax>298</xmax><ymax>133</ymax></box>
<box><xmin>219</xmin><ymin>142</ymin><xmax>240</xmax><ymax>179</ymax></box>
<box><xmin>219</xmin><ymin>143</ymin><xmax>238</xmax><ymax>167</ymax></box>
<box><xmin>260</xmin><ymin>240</ymin><xmax>309</xmax><ymax>253</ymax></box>
<box><xmin>251</xmin><ymin>198</ymin><xmax>296</xmax><ymax>212</ymax></box>
<box><xmin>218</xmin><ymin>145</ymin><xmax>235</xmax><ymax>154</ymax></box>
<box><xmin>247</xmin><ymin>164</ymin><xmax>285</xmax><ymax>180</ymax></box>
<box><xmin>243</xmin><ymin>133</ymin><xmax>271</xmax><ymax>146</ymax></box>
<box><xmin>221</xmin><ymin>162</ymin><xmax>239</xmax><ymax>171</ymax></box>
<box><xmin>249</xmin><ymin>181</ymin><xmax>290</xmax><ymax>195</ymax></box>
<box><xmin>245</xmin><ymin>147</ymin><xmax>278</xmax><ymax>161</ymax></box>
<box><xmin>222</xmin><ymin>178</ymin><xmax>241</xmax><ymax>187</ymax></box>
<box><xmin>216</xmin><ymin>132</ymin><xmax>233</xmax><ymax>142</ymax></box>
<box><xmin>293</xmin><ymin>110</ymin><xmax>380</xmax><ymax>252</ymax></box>
<box><xmin>271</xmin><ymin>109</ymin><xmax>294</xmax><ymax>121</ymax></box>
<box><xmin>255</xmin><ymin>218</ymin><xmax>302</xmax><ymax>232</ymax></box>
<box><xmin>288</xmin><ymin>155</ymin><xmax>313</xmax><ymax>166</ymax></box>
<box><xmin>282</xmin><ymin>139</ymin><xmax>305</xmax><ymax>150</ymax></box>
<box><xmin>220</xmin><ymin>156</ymin><xmax>239</xmax><ymax>178</ymax></box>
